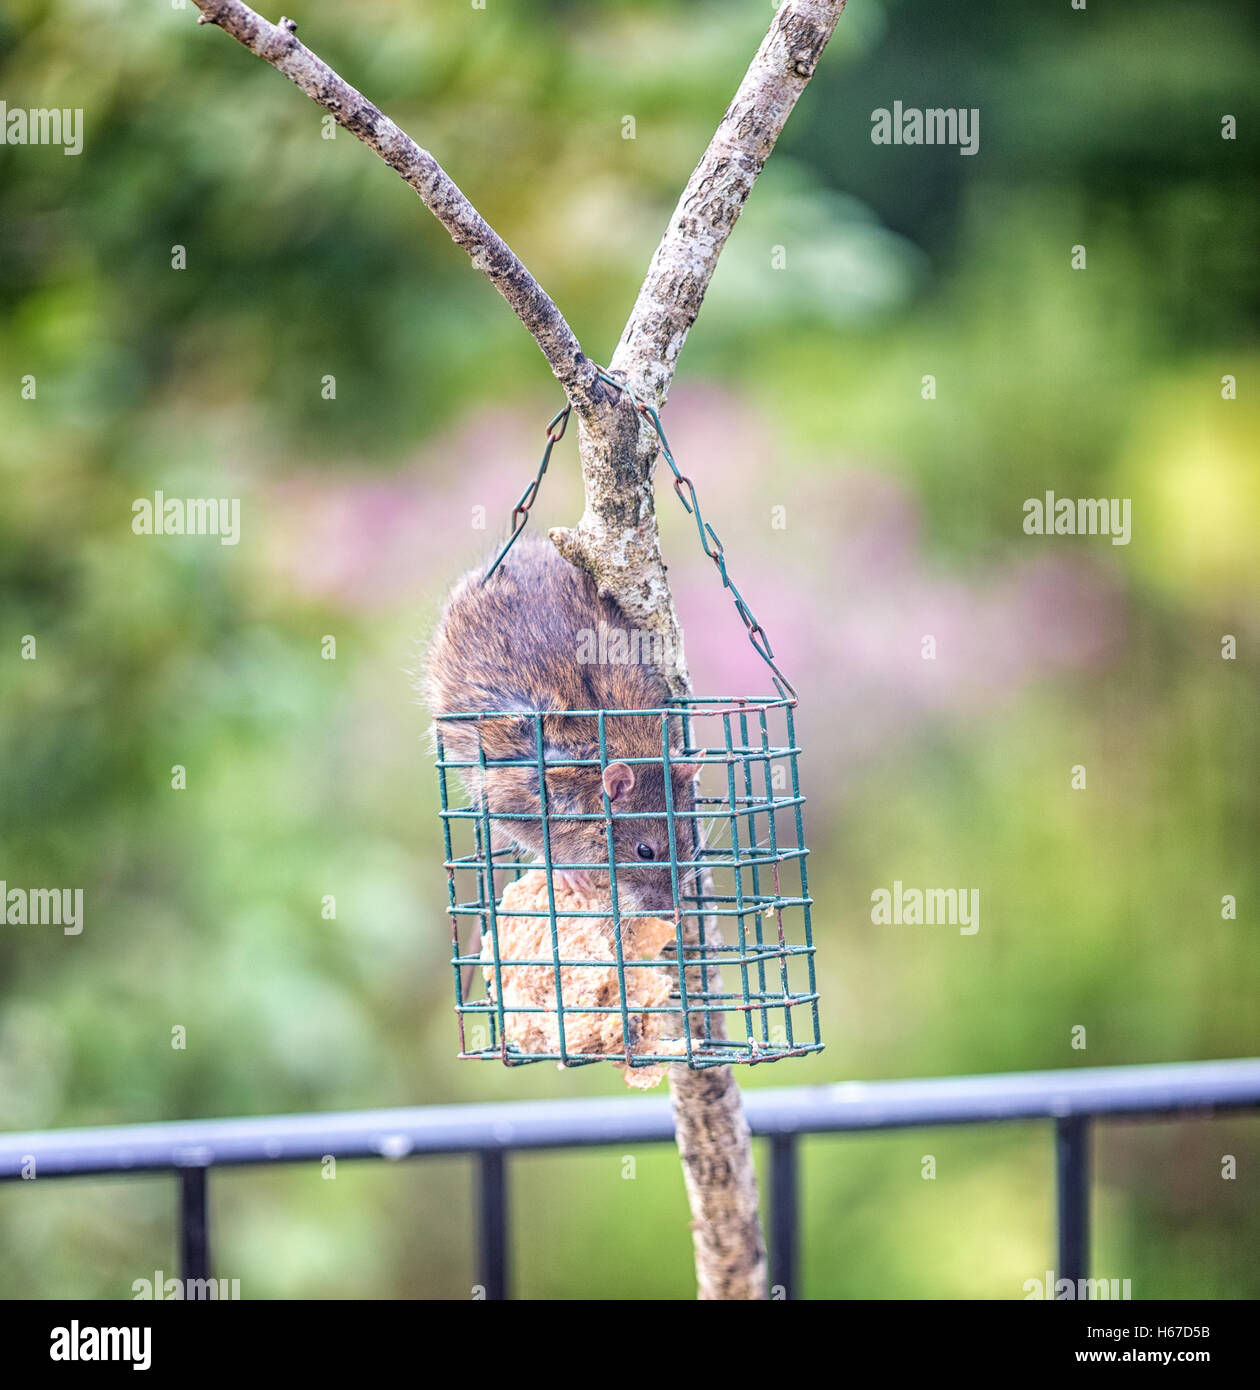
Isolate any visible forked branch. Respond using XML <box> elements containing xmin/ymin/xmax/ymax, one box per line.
<box><xmin>555</xmin><ymin>0</ymin><xmax>847</xmax><ymax>1303</ymax></box>
<box><xmin>188</xmin><ymin>0</ymin><xmax>847</xmax><ymax>1303</ymax></box>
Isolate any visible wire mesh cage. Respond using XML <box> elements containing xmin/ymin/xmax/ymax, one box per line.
<box><xmin>436</xmin><ymin>695</ymin><xmax>821</xmax><ymax>1075</ymax></box>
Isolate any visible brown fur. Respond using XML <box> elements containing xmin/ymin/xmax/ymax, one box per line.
<box><xmin>425</xmin><ymin>535</ymin><xmax>696</xmax><ymax>913</ymax></box>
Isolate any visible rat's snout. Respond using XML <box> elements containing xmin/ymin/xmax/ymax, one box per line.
<box><xmin>616</xmin><ymin>863</ymin><xmax>687</xmax><ymax>917</ymax></box>
<box><xmin>617</xmin><ymin>814</ymin><xmax>697</xmax><ymax>917</ymax></box>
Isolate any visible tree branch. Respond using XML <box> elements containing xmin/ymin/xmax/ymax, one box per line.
<box><xmin>191</xmin><ymin>0</ymin><xmax>844</xmax><ymax>1302</ymax></box>
<box><xmin>552</xmin><ymin>0</ymin><xmax>846</xmax><ymax>682</ymax></box>
<box><xmin>189</xmin><ymin>0</ymin><xmax>603</xmax><ymax>410</ymax></box>
<box><xmin>553</xmin><ymin>0</ymin><xmax>846</xmax><ymax>1302</ymax></box>
<box><xmin>611</xmin><ymin>0</ymin><xmax>847</xmax><ymax>406</ymax></box>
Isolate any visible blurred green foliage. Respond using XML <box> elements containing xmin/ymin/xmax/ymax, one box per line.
<box><xmin>0</xmin><ymin>0</ymin><xmax>1257</xmax><ymax>1298</ymax></box>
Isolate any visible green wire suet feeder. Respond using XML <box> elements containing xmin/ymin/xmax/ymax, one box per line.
<box><xmin>435</xmin><ymin>380</ymin><xmax>822</xmax><ymax>1082</ymax></box>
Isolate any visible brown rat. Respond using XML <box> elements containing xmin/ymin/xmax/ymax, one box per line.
<box><xmin>424</xmin><ymin>533</ymin><xmax>698</xmax><ymax>919</ymax></box>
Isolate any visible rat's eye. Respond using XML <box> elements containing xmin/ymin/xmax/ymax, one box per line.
<box><xmin>635</xmin><ymin>843</ymin><xmax>657</xmax><ymax>861</ymax></box>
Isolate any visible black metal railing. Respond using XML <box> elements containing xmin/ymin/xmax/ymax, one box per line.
<box><xmin>2</xmin><ymin>1058</ymin><xmax>1258</xmax><ymax>1299</ymax></box>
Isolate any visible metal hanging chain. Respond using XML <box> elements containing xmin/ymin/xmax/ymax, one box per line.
<box><xmin>597</xmin><ymin>372</ymin><xmax>796</xmax><ymax>703</ymax></box>
<box><xmin>481</xmin><ymin>402</ymin><xmax>571</xmax><ymax>585</ymax></box>
<box><xmin>482</xmin><ymin>373</ymin><xmax>796</xmax><ymax>702</ymax></box>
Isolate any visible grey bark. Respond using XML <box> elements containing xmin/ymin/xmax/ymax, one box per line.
<box><xmin>553</xmin><ymin>0</ymin><xmax>846</xmax><ymax>1300</ymax></box>
<box><xmin>188</xmin><ymin>0</ymin><xmax>846</xmax><ymax>1300</ymax></box>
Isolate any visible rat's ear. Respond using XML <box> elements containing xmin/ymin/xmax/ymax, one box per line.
<box><xmin>668</xmin><ymin>749</ymin><xmax>702</xmax><ymax>784</ymax></box>
<box><xmin>602</xmin><ymin>761</ymin><xmax>636</xmax><ymax>803</ymax></box>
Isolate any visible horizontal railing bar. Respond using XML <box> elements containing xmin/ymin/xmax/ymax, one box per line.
<box><xmin>2</xmin><ymin>1059</ymin><xmax>1256</xmax><ymax>1181</ymax></box>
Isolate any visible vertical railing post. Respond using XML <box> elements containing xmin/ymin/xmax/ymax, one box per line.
<box><xmin>178</xmin><ymin>1166</ymin><xmax>210</xmax><ymax>1285</ymax></box>
<box><xmin>1055</xmin><ymin>1116</ymin><xmax>1090</xmax><ymax>1291</ymax></box>
<box><xmin>769</xmin><ymin>1133</ymin><xmax>798</xmax><ymax>1300</ymax></box>
<box><xmin>478</xmin><ymin>1150</ymin><xmax>508</xmax><ymax>1300</ymax></box>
